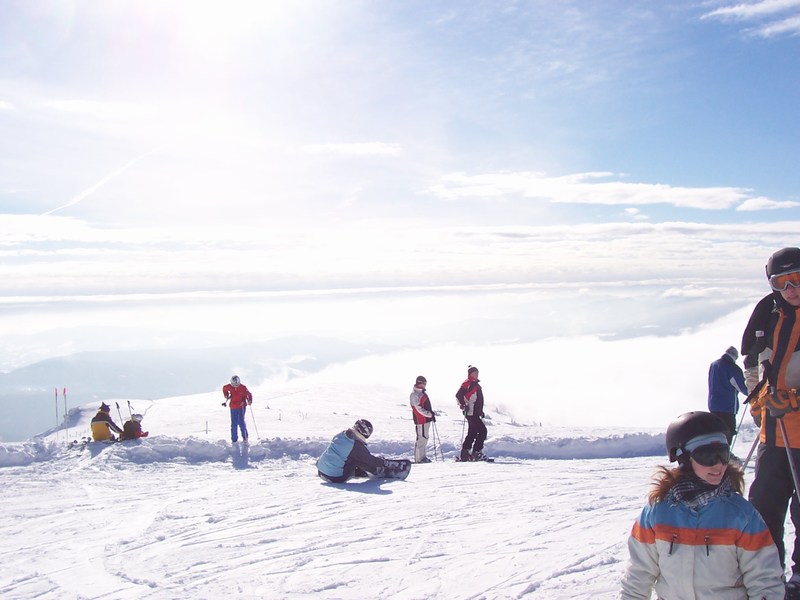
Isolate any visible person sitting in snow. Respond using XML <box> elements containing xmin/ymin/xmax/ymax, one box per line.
<box><xmin>620</xmin><ymin>411</ymin><xmax>783</xmax><ymax>600</ymax></box>
<box><xmin>455</xmin><ymin>365</ymin><xmax>487</xmax><ymax>461</ymax></box>
<box><xmin>90</xmin><ymin>402</ymin><xmax>123</xmax><ymax>442</ymax></box>
<box><xmin>316</xmin><ymin>419</ymin><xmax>411</xmax><ymax>483</ymax></box>
<box><xmin>410</xmin><ymin>375</ymin><xmax>435</xmax><ymax>463</ymax></box>
<box><xmin>120</xmin><ymin>413</ymin><xmax>149</xmax><ymax>441</ymax></box>
<box><xmin>222</xmin><ymin>375</ymin><xmax>252</xmax><ymax>443</ymax></box>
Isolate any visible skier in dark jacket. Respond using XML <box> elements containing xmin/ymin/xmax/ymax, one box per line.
<box><xmin>90</xmin><ymin>403</ymin><xmax>123</xmax><ymax>442</ymax></box>
<box><xmin>742</xmin><ymin>247</ymin><xmax>800</xmax><ymax>598</ymax></box>
<box><xmin>707</xmin><ymin>346</ymin><xmax>747</xmax><ymax>441</ymax></box>
<box><xmin>120</xmin><ymin>414</ymin><xmax>149</xmax><ymax>441</ymax></box>
<box><xmin>455</xmin><ymin>365</ymin><xmax>487</xmax><ymax>461</ymax></box>
<box><xmin>316</xmin><ymin>419</ymin><xmax>411</xmax><ymax>483</ymax></box>
<box><xmin>410</xmin><ymin>375</ymin><xmax>435</xmax><ymax>463</ymax></box>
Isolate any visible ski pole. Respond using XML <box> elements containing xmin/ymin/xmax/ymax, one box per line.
<box><xmin>431</xmin><ymin>422</ymin><xmax>438</xmax><ymax>462</ymax></box>
<box><xmin>249</xmin><ymin>404</ymin><xmax>260</xmax><ymax>440</ymax></box>
<box><xmin>222</xmin><ymin>391</ymin><xmax>230</xmax><ymax>407</ymax></box>
<box><xmin>731</xmin><ymin>405</ymin><xmax>748</xmax><ymax>448</ymax></box>
<box><xmin>741</xmin><ymin>435</ymin><xmax>759</xmax><ymax>471</ymax></box>
<box><xmin>432</xmin><ymin>421</ymin><xmax>444</xmax><ymax>461</ymax></box>
<box><xmin>777</xmin><ymin>418</ymin><xmax>800</xmax><ymax>506</ymax></box>
<box><xmin>127</xmin><ymin>400</ymin><xmax>134</xmax><ymax>418</ymax></box>
<box><xmin>115</xmin><ymin>402</ymin><xmax>124</xmax><ymax>425</ymax></box>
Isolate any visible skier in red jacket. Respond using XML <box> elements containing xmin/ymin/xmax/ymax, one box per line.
<box><xmin>455</xmin><ymin>365</ymin><xmax>487</xmax><ymax>461</ymax></box>
<box><xmin>222</xmin><ymin>375</ymin><xmax>252</xmax><ymax>443</ymax></box>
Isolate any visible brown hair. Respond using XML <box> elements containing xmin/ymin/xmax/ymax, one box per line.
<box><xmin>648</xmin><ymin>462</ymin><xmax>745</xmax><ymax>504</ymax></box>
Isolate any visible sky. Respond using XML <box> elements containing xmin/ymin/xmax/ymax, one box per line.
<box><xmin>0</xmin><ymin>347</ymin><xmax>777</xmax><ymax>600</ymax></box>
<box><xmin>1</xmin><ymin>1</ymin><xmax>799</xmax><ymax>370</ymax></box>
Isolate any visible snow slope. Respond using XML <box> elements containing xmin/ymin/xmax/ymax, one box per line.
<box><xmin>0</xmin><ymin>374</ymin><xmax>771</xmax><ymax>600</ymax></box>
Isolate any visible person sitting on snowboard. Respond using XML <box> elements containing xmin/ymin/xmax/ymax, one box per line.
<box><xmin>456</xmin><ymin>365</ymin><xmax>487</xmax><ymax>461</ymax></box>
<box><xmin>316</xmin><ymin>419</ymin><xmax>411</xmax><ymax>483</ymax></box>
<box><xmin>120</xmin><ymin>413</ymin><xmax>149</xmax><ymax>441</ymax></box>
<box><xmin>90</xmin><ymin>402</ymin><xmax>123</xmax><ymax>442</ymax></box>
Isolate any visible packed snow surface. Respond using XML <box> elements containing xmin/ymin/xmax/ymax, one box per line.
<box><xmin>0</xmin><ymin>378</ymin><xmax>774</xmax><ymax>599</ymax></box>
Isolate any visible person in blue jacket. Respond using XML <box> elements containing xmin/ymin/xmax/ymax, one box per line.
<box><xmin>621</xmin><ymin>411</ymin><xmax>783</xmax><ymax>599</ymax></box>
<box><xmin>707</xmin><ymin>346</ymin><xmax>747</xmax><ymax>442</ymax></box>
<box><xmin>316</xmin><ymin>419</ymin><xmax>411</xmax><ymax>483</ymax></box>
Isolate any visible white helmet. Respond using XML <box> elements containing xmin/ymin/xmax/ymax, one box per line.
<box><xmin>132</xmin><ymin>414</ymin><xmax>143</xmax><ymax>423</ymax></box>
<box><xmin>231</xmin><ymin>375</ymin><xmax>241</xmax><ymax>387</ymax></box>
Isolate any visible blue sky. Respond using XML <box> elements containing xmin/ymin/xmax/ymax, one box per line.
<box><xmin>1</xmin><ymin>1</ymin><xmax>799</xmax><ymax>367</ymax></box>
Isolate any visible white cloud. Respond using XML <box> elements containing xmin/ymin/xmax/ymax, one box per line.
<box><xmin>701</xmin><ymin>0</ymin><xmax>800</xmax><ymax>37</ymax></box>
<box><xmin>427</xmin><ymin>170</ymin><xmax>762</xmax><ymax>210</ymax></box>
<box><xmin>736</xmin><ymin>196</ymin><xmax>800</xmax><ymax>210</ymax></box>
<box><xmin>39</xmin><ymin>99</ymin><xmax>154</xmax><ymax>121</ymax></box>
<box><xmin>0</xmin><ymin>101</ymin><xmax>14</xmax><ymax>110</ymax></box>
<box><xmin>300</xmin><ymin>142</ymin><xmax>404</xmax><ymax>157</ymax></box>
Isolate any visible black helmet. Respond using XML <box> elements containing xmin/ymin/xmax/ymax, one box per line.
<box><xmin>353</xmin><ymin>419</ymin><xmax>373</xmax><ymax>439</ymax></box>
<box><xmin>766</xmin><ymin>247</ymin><xmax>800</xmax><ymax>278</ymax></box>
<box><xmin>665</xmin><ymin>411</ymin><xmax>728</xmax><ymax>462</ymax></box>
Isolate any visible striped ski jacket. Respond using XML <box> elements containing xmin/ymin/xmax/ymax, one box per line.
<box><xmin>621</xmin><ymin>485</ymin><xmax>783</xmax><ymax>599</ymax></box>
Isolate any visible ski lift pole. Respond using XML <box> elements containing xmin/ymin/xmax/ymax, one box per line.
<box><xmin>63</xmin><ymin>387</ymin><xmax>69</xmax><ymax>442</ymax></box>
<box><xmin>54</xmin><ymin>387</ymin><xmax>59</xmax><ymax>444</ymax></box>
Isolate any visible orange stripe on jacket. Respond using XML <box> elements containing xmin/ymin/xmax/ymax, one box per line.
<box><xmin>632</xmin><ymin>524</ymin><xmax>776</xmax><ymax>552</ymax></box>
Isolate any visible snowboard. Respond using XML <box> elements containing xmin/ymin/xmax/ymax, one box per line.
<box><xmin>378</xmin><ymin>459</ymin><xmax>412</xmax><ymax>480</ymax></box>
<box><xmin>455</xmin><ymin>456</ymin><xmax>495</xmax><ymax>463</ymax></box>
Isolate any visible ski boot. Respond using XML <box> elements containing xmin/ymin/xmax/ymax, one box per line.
<box><xmin>786</xmin><ymin>574</ymin><xmax>800</xmax><ymax>600</ymax></box>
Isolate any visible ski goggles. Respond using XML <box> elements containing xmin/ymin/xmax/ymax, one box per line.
<box><xmin>769</xmin><ymin>269</ymin><xmax>800</xmax><ymax>292</ymax></box>
<box><xmin>690</xmin><ymin>443</ymin><xmax>731</xmax><ymax>467</ymax></box>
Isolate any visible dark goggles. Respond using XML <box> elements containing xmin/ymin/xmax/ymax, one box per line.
<box><xmin>769</xmin><ymin>269</ymin><xmax>800</xmax><ymax>292</ymax></box>
<box><xmin>690</xmin><ymin>443</ymin><xmax>731</xmax><ymax>467</ymax></box>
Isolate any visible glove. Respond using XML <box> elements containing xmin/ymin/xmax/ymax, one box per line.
<box><xmin>247</xmin><ymin>399</ymin><xmax>252</xmax><ymax>405</ymax></box>
<box><xmin>766</xmin><ymin>389</ymin><xmax>800</xmax><ymax>418</ymax></box>
<box><xmin>430</xmin><ymin>412</ymin><xmax>436</xmax><ymax>422</ymax></box>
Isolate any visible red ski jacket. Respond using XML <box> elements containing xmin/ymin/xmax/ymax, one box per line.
<box><xmin>222</xmin><ymin>383</ymin><xmax>252</xmax><ymax>410</ymax></box>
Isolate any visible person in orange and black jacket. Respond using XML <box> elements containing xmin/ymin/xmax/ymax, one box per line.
<box><xmin>742</xmin><ymin>247</ymin><xmax>800</xmax><ymax>598</ymax></box>
<box><xmin>455</xmin><ymin>365</ymin><xmax>487</xmax><ymax>461</ymax></box>
<box><xmin>222</xmin><ymin>375</ymin><xmax>252</xmax><ymax>443</ymax></box>
<box><xmin>410</xmin><ymin>375</ymin><xmax>435</xmax><ymax>463</ymax></box>
<box><xmin>90</xmin><ymin>402</ymin><xmax>123</xmax><ymax>441</ymax></box>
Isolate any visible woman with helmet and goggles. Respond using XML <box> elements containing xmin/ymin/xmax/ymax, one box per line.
<box><xmin>621</xmin><ymin>411</ymin><xmax>783</xmax><ymax>599</ymax></box>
